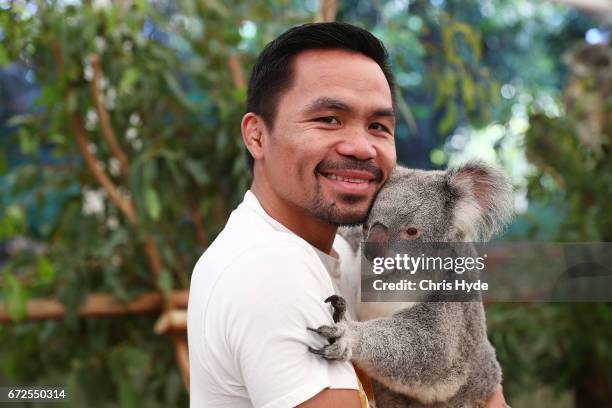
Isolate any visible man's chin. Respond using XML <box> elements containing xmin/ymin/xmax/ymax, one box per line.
<box><xmin>309</xmin><ymin>189</ymin><xmax>373</xmax><ymax>225</ymax></box>
<box><xmin>315</xmin><ymin>203</ymin><xmax>369</xmax><ymax>226</ymax></box>
<box><xmin>334</xmin><ymin>215</ymin><xmax>367</xmax><ymax>227</ymax></box>
<box><xmin>335</xmin><ymin>192</ymin><xmax>371</xmax><ymax>205</ymax></box>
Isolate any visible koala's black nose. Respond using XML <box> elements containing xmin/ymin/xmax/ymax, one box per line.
<box><xmin>364</xmin><ymin>243</ymin><xmax>388</xmax><ymax>262</ymax></box>
<box><xmin>364</xmin><ymin>223</ymin><xmax>389</xmax><ymax>262</ymax></box>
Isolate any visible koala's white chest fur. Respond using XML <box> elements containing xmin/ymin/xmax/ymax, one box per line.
<box><xmin>336</xmin><ymin>245</ymin><xmax>416</xmax><ymax>321</ymax></box>
<box><xmin>375</xmin><ymin>370</ymin><xmax>465</xmax><ymax>405</ymax></box>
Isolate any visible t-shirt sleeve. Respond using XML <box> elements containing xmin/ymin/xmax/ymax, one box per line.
<box><xmin>212</xmin><ymin>240</ymin><xmax>358</xmax><ymax>408</ymax></box>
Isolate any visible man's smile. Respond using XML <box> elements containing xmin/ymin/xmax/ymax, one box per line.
<box><xmin>317</xmin><ymin>169</ymin><xmax>377</xmax><ymax>195</ymax></box>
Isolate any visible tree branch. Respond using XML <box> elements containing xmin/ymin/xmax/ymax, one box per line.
<box><xmin>0</xmin><ymin>290</ymin><xmax>188</xmax><ymax>323</ymax></box>
<box><xmin>189</xmin><ymin>196</ymin><xmax>209</xmax><ymax>248</ymax></box>
<box><xmin>69</xmin><ymin>109</ymin><xmax>137</xmax><ymax>223</ymax></box>
<box><xmin>315</xmin><ymin>0</ymin><xmax>337</xmax><ymax>22</ymax></box>
<box><xmin>201</xmin><ymin>26</ymin><xmax>245</xmax><ymax>90</ymax></box>
<box><xmin>154</xmin><ymin>309</ymin><xmax>187</xmax><ymax>334</ymax></box>
<box><xmin>227</xmin><ymin>54</ymin><xmax>246</xmax><ymax>90</ymax></box>
<box><xmin>171</xmin><ymin>333</ymin><xmax>190</xmax><ymax>393</ymax></box>
<box><xmin>54</xmin><ymin>38</ymin><xmax>190</xmax><ymax>394</ymax></box>
<box><xmin>89</xmin><ymin>53</ymin><xmax>129</xmax><ymax>178</ymax></box>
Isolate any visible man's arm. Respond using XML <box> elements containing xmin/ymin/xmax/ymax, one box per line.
<box><xmin>298</xmin><ymin>383</ymin><xmax>506</xmax><ymax>407</ymax></box>
<box><xmin>296</xmin><ymin>388</ymin><xmax>361</xmax><ymax>408</ymax></box>
<box><xmin>218</xmin><ymin>240</ymin><xmax>361</xmax><ymax>408</ymax></box>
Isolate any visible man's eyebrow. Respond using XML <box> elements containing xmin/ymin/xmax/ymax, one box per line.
<box><xmin>372</xmin><ymin>107</ymin><xmax>396</xmax><ymax>120</ymax></box>
<box><xmin>302</xmin><ymin>97</ymin><xmax>353</xmax><ymax>115</ymax></box>
<box><xmin>302</xmin><ymin>97</ymin><xmax>396</xmax><ymax>120</ymax></box>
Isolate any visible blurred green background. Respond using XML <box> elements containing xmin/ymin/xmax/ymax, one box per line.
<box><xmin>0</xmin><ymin>0</ymin><xmax>610</xmax><ymax>407</ymax></box>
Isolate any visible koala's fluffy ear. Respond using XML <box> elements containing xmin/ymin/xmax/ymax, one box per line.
<box><xmin>446</xmin><ymin>161</ymin><xmax>514</xmax><ymax>241</ymax></box>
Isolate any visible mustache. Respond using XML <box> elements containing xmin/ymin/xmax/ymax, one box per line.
<box><xmin>315</xmin><ymin>158</ymin><xmax>384</xmax><ymax>182</ymax></box>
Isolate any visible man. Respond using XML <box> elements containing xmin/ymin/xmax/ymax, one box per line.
<box><xmin>187</xmin><ymin>22</ymin><xmax>507</xmax><ymax>407</ymax></box>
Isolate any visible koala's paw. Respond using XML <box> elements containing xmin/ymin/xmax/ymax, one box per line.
<box><xmin>308</xmin><ymin>340</ymin><xmax>352</xmax><ymax>361</ymax></box>
<box><xmin>325</xmin><ymin>294</ymin><xmax>347</xmax><ymax>322</ymax></box>
<box><xmin>308</xmin><ymin>323</ymin><xmax>345</xmax><ymax>340</ymax></box>
<box><xmin>307</xmin><ymin>322</ymin><xmax>352</xmax><ymax>361</ymax></box>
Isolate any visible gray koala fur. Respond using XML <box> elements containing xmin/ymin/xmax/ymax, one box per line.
<box><xmin>310</xmin><ymin>161</ymin><xmax>514</xmax><ymax>408</ymax></box>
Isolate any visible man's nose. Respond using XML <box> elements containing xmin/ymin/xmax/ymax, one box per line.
<box><xmin>335</xmin><ymin>130</ymin><xmax>377</xmax><ymax>161</ymax></box>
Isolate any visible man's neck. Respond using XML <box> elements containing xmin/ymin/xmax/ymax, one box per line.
<box><xmin>250</xmin><ymin>182</ymin><xmax>337</xmax><ymax>254</ymax></box>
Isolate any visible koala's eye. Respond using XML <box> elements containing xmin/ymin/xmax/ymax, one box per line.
<box><xmin>400</xmin><ymin>226</ymin><xmax>421</xmax><ymax>240</ymax></box>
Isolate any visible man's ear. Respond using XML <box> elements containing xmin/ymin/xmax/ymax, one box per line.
<box><xmin>446</xmin><ymin>161</ymin><xmax>514</xmax><ymax>241</ymax></box>
<box><xmin>241</xmin><ymin>113</ymin><xmax>266</xmax><ymax>163</ymax></box>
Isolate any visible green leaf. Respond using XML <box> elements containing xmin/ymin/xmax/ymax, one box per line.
<box><xmin>430</xmin><ymin>148</ymin><xmax>446</xmax><ymax>166</ymax></box>
<box><xmin>145</xmin><ymin>187</ymin><xmax>161</xmax><ymax>221</ymax></box>
<box><xmin>156</xmin><ymin>269</ymin><xmax>173</xmax><ymax>295</ymax></box>
<box><xmin>2</xmin><ymin>273</ymin><xmax>28</xmax><ymax>322</ymax></box>
<box><xmin>122</xmin><ymin>347</ymin><xmax>150</xmax><ymax>377</ymax></box>
<box><xmin>231</xmin><ymin>87</ymin><xmax>246</xmax><ymax>102</ymax></box>
<box><xmin>437</xmin><ymin>102</ymin><xmax>457</xmax><ymax>135</ymax></box>
<box><xmin>163</xmin><ymin>72</ymin><xmax>198</xmax><ymax>111</ymax></box>
<box><xmin>109</xmin><ymin>347</ymin><xmax>146</xmax><ymax>408</ymax></box>
<box><xmin>66</xmin><ymin>92</ymin><xmax>78</xmax><ymax>113</ymax></box>
<box><xmin>99</xmin><ymin>228</ymin><xmax>127</xmax><ymax>258</ymax></box>
<box><xmin>202</xmin><ymin>0</ymin><xmax>231</xmax><ymax>18</ymax></box>
<box><xmin>1</xmin><ymin>205</ymin><xmax>25</xmax><ymax>240</ymax></box>
<box><xmin>117</xmin><ymin>375</ymin><xmax>140</xmax><ymax>408</ymax></box>
<box><xmin>461</xmin><ymin>76</ymin><xmax>475</xmax><ymax>111</ymax></box>
<box><xmin>0</xmin><ymin>151</ymin><xmax>6</xmax><ymax>174</ymax></box>
<box><xmin>0</xmin><ymin>43</ymin><xmax>9</xmax><ymax>66</ymax></box>
<box><xmin>7</xmin><ymin>114</ymin><xmax>36</xmax><ymax>127</ymax></box>
<box><xmin>50</xmin><ymin>132</ymin><xmax>67</xmax><ymax>146</ymax></box>
<box><xmin>36</xmin><ymin>255</ymin><xmax>55</xmax><ymax>284</ymax></box>
<box><xmin>134</xmin><ymin>0</ymin><xmax>146</xmax><ymax>13</ymax></box>
<box><xmin>120</xmin><ymin>68</ymin><xmax>139</xmax><ymax>94</ymax></box>
<box><xmin>18</xmin><ymin>128</ymin><xmax>37</xmax><ymax>154</ymax></box>
<box><xmin>184</xmin><ymin>159</ymin><xmax>209</xmax><ymax>186</ymax></box>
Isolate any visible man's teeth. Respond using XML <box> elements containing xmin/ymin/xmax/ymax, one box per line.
<box><xmin>324</xmin><ymin>173</ymin><xmax>368</xmax><ymax>183</ymax></box>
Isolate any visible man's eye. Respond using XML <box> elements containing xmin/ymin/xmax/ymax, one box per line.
<box><xmin>315</xmin><ymin>116</ymin><xmax>340</xmax><ymax>125</ymax></box>
<box><xmin>369</xmin><ymin>122</ymin><xmax>390</xmax><ymax>133</ymax></box>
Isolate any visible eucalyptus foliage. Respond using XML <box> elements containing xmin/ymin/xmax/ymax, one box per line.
<box><xmin>1</xmin><ymin>0</ymin><xmax>261</xmax><ymax>405</ymax></box>
<box><xmin>487</xmin><ymin>41</ymin><xmax>611</xmax><ymax>407</ymax></box>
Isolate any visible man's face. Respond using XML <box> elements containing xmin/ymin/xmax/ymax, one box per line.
<box><xmin>259</xmin><ymin>49</ymin><xmax>396</xmax><ymax>225</ymax></box>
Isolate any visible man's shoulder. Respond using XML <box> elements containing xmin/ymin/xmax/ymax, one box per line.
<box><xmin>198</xmin><ymin>195</ymin><xmax>317</xmax><ymax>266</ymax></box>
<box><xmin>190</xmin><ymin>226</ymin><xmax>326</xmax><ymax>303</ymax></box>
<box><xmin>199</xmin><ymin>228</ymin><xmax>316</xmax><ymax>272</ymax></box>
<box><xmin>192</xmin><ymin>230</ymin><xmax>334</xmax><ymax>331</ymax></box>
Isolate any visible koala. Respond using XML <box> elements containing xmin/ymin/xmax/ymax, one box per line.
<box><xmin>308</xmin><ymin>161</ymin><xmax>514</xmax><ymax>408</ymax></box>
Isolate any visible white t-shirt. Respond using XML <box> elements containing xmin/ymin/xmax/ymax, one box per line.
<box><xmin>188</xmin><ymin>190</ymin><xmax>359</xmax><ymax>408</ymax></box>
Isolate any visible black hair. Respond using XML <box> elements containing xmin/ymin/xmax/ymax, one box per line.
<box><xmin>245</xmin><ymin>22</ymin><xmax>396</xmax><ymax>172</ymax></box>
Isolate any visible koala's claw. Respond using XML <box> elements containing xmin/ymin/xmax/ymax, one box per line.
<box><xmin>309</xmin><ymin>298</ymin><xmax>352</xmax><ymax>360</ymax></box>
<box><xmin>308</xmin><ymin>340</ymin><xmax>352</xmax><ymax>361</ymax></box>
<box><xmin>308</xmin><ymin>346</ymin><xmax>325</xmax><ymax>356</ymax></box>
<box><xmin>325</xmin><ymin>294</ymin><xmax>347</xmax><ymax>322</ymax></box>
<box><xmin>307</xmin><ymin>324</ymin><xmax>344</xmax><ymax>340</ymax></box>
